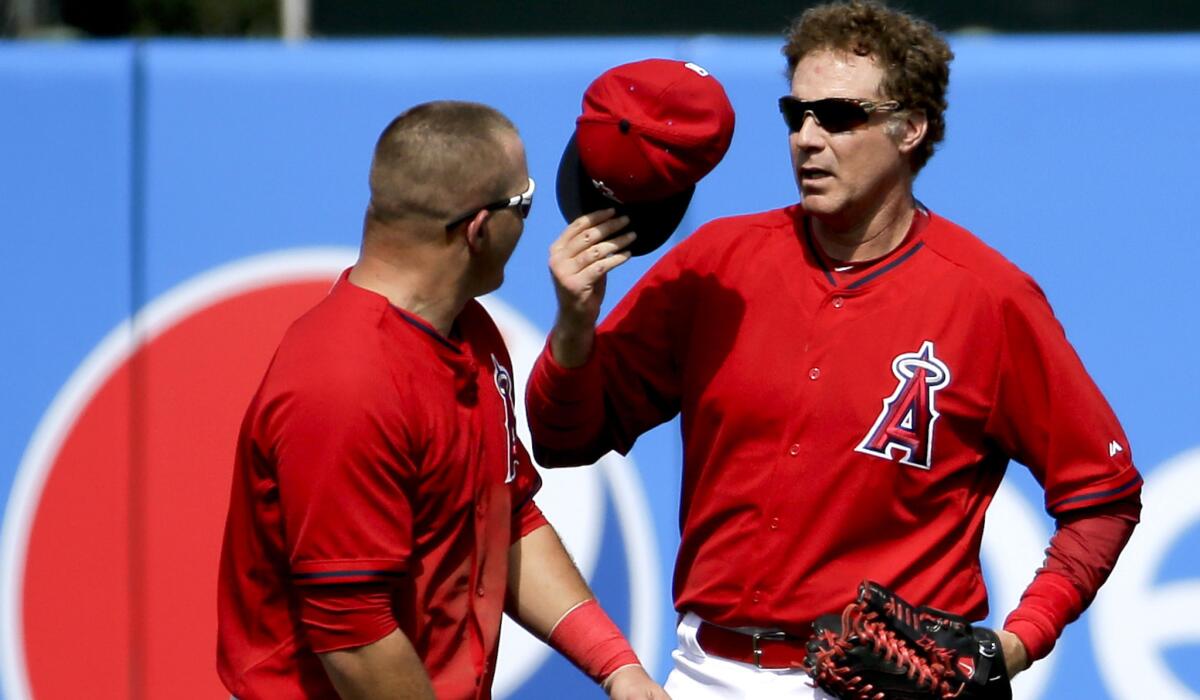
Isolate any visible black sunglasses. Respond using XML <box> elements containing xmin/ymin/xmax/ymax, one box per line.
<box><xmin>778</xmin><ymin>96</ymin><xmax>902</xmax><ymax>133</ymax></box>
<box><xmin>445</xmin><ymin>177</ymin><xmax>536</xmax><ymax>231</ymax></box>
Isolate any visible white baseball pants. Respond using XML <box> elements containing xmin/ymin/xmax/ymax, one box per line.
<box><xmin>663</xmin><ymin>612</ymin><xmax>835</xmax><ymax>699</ymax></box>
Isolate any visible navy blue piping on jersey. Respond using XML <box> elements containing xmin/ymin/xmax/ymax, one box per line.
<box><xmin>395</xmin><ymin>308</ymin><xmax>462</xmax><ymax>354</ymax></box>
<box><xmin>802</xmin><ymin>216</ymin><xmax>924</xmax><ymax>288</ymax></box>
<box><xmin>293</xmin><ymin>570</ymin><xmax>407</xmax><ymax>581</ymax></box>
<box><xmin>845</xmin><ymin>242</ymin><xmax>925</xmax><ymax>290</ymax></box>
<box><xmin>1047</xmin><ymin>471</ymin><xmax>1143</xmax><ymax>513</ymax></box>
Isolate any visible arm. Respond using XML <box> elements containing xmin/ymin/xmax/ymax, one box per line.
<box><xmin>318</xmin><ymin>629</ymin><xmax>435</xmax><ymax>700</ymax></box>
<box><xmin>983</xmin><ymin>279</ymin><xmax>1143</xmax><ymax>674</ymax></box>
<box><xmin>507</xmin><ymin>524</ymin><xmax>668</xmax><ymax>699</ymax></box>
<box><xmin>548</xmin><ymin>209</ymin><xmax>637</xmax><ymax>368</ymax></box>
<box><xmin>525</xmin><ymin>210</ymin><xmax>638</xmax><ymax>467</ymax></box>
<box><xmin>1001</xmin><ymin>498</ymin><xmax>1141</xmax><ymax>676</ymax></box>
<box><xmin>529</xmin><ymin>211</ymin><xmax>688</xmax><ymax>466</ymax></box>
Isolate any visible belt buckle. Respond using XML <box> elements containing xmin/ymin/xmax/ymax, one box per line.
<box><xmin>751</xmin><ymin>630</ymin><xmax>788</xmax><ymax>669</ymax></box>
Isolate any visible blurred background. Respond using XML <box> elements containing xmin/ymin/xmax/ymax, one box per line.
<box><xmin>2</xmin><ymin>2</ymin><xmax>1198</xmax><ymax>700</ymax></box>
<box><xmin>2</xmin><ymin>0</ymin><xmax>1199</xmax><ymax>37</ymax></box>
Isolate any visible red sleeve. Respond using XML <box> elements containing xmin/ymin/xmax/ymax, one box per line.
<box><xmin>1003</xmin><ymin>499</ymin><xmax>1141</xmax><ymax>661</ymax></box>
<box><xmin>526</xmin><ymin>339</ymin><xmax>609</xmax><ymax>465</ymax></box>
<box><xmin>983</xmin><ymin>276</ymin><xmax>1142</xmax><ymax>516</ymax></box>
<box><xmin>527</xmin><ymin>244</ymin><xmax>692</xmax><ymax>467</ymax></box>
<box><xmin>299</xmin><ymin>584</ymin><xmax>400</xmax><ymax>653</ymax></box>
<box><xmin>271</xmin><ymin>375</ymin><xmax>417</xmax><ymax>586</ymax></box>
<box><xmin>513</xmin><ymin>497</ymin><xmax>549</xmax><ymax>543</ymax></box>
<box><xmin>511</xmin><ymin>442</ymin><xmax>548</xmax><ymax>542</ymax></box>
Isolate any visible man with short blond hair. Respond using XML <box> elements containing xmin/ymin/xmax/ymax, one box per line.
<box><xmin>218</xmin><ymin>100</ymin><xmax>668</xmax><ymax>700</ymax></box>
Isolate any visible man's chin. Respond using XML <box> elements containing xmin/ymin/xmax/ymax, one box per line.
<box><xmin>799</xmin><ymin>191</ymin><xmax>838</xmax><ymax>217</ymax></box>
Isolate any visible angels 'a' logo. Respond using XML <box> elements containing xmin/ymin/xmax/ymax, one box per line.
<box><xmin>856</xmin><ymin>340</ymin><xmax>951</xmax><ymax>470</ymax></box>
<box><xmin>491</xmin><ymin>353</ymin><xmax>518</xmax><ymax>483</ymax></box>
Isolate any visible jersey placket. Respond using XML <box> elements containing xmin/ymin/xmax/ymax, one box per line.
<box><xmin>749</xmin><ymin>218</ymin><xmax>923</xmax><ymax>621</ymax></box>
<box><xmin>462</xmin><ymin>359</ymin><xmax>493</xmax><ymax>696</ymax></box>
<box><xmin>468</xmin><ymin>355</ymin><xmax>516</xmax><ymax>696</ymax></box>
<box><xmin>753</xmin><ymin>268</ymin><xmax>857</xmax><ymax>616</ymax></box>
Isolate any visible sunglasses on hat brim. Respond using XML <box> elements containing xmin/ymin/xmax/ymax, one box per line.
<box><xmin>778</xmin><ymin>96</ymin><xmax>903</xmax><ymax>133</ymax></box>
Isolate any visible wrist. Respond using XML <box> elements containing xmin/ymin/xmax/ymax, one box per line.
<box><xmin>550</xmin><ymin>319</ymin><xmax>596</xmax><ymax>368</ymax></box>
<box><xmin>997</xmin><ymin>629</ymin><xmax>1030</xmax><ymax>678</ymax></box>
<box><xmin>547</xmin><ymin>599</ymin><xmax>640</xmax><ymax>684</ymax></box>
<box><xmin>599</xmin><ymin>663</ymin><xmax>644</xmax><ymax>693</ymax></box>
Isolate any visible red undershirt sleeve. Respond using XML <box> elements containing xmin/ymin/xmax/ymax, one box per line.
<box><xmin>299</xmin><ymin>584</ymin><xmax>399</xmax><ymax>654</ymax></box>
<box><xmin>1003</xmin><ymin>498</ymin><xmax>1141</xmax><ymax>661</ymax></box>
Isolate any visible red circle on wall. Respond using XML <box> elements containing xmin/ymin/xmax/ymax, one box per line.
<box><xmin>14</xmin><ymin>257</ymin><xmax>343</xmax><ymax>698</ymax></box>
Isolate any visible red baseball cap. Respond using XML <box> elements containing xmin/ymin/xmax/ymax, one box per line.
<box><xmin>556</xmin><ymin>58</ymin><xmax>735</xmax><ymax>256</ymax></box>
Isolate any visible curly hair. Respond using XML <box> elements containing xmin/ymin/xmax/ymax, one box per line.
<box><xmin>782</xmin><ymin>0</ymin><xmax>953</xmax><ymax>172</ymax></box>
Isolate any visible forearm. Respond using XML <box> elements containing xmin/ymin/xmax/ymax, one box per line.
<box><xmin>318</xmin><ymin>628</ymin><xmax>435</xmax><ymax>700</ymax></box>
<box><xmin>506</xmin><ymin>524</ymin><xmax>596</xmax><ymax>635</ymax></box>
<box><xmin>1003</xmin><ymin>498</ymin><xmax>1141</xmax><ymax>663</ymax></box>
<box><xmin>507</xmin><ymin>525</ymin><xmax>641</xmax><ymax>683</ymax></box>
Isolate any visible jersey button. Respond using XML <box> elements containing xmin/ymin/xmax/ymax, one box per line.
<box><xmin>788</xmin><ymin>444</ymin><xmax>800</xmax><ymax>456</ymax></box>
<box><xmin>809</xmin><ymin>367</ymin><xmax>821</xmax><ymax>380</ymax></box>
<box><xmin>752</xmin><ymin>590</ymin><xmax>762</xmax><ymax>603</ymax></box>
<box><xmin>770</xmin><ymin>517</ymin><xmax>780</xmax><ymax>530</ymax></box>
<box><xmin>832</xmin><ymin>297</ymin><xmax>844</xmax><ymax>309</ymax></box>
<box><xmin>476</xmin><ymin>586</ymin><xmax>485</xmax><ymax>597</ymax></box>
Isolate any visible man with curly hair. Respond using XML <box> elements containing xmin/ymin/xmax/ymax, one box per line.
<box><xmin>528</xmin><ymin>1</ymin><xmax>1142</xmax><ymax>697</ymax></box>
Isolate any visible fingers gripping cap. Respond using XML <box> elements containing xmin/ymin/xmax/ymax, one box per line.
<box><xmin>556</xmin><ymin>58</ymin><xmax>735</xmax><ymax>255</ymax></box>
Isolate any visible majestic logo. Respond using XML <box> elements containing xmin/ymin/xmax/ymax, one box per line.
<box><xmin>856</xmin><ymin>340</ymin><xmax>951</xmax><ymax>469</ymax></box>
<box><xmin>491</xmin><ymin>354</ymin><xmax>518</xmax><ymax>483</ymax></box>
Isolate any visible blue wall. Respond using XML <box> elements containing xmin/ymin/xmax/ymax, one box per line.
<box><xmin>1</xmin><ymin>36</ymin><xmax>1198</xmax><ymax>699</ymax></box>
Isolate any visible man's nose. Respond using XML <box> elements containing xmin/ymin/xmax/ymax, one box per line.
<box><xmin>792</xmin><ymin>111</ymin><xmax>826</xmax><ymax>149</ymax></box>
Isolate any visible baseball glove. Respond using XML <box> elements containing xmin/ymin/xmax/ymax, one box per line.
<box><xmin>804</xmin><ymin>580</ymin><xmax>1011</xmax><ymax>700</ymax></box>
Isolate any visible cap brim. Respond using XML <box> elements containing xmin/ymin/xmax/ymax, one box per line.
<box><xmin>555</xmin><ymin>135</ymin><xmax>694</xmax><ymax>257</ymax></box>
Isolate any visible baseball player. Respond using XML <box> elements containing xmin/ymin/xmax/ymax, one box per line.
<box><xmin>528</xmin><ymin>2</ymin><xmax>1142</xmax><ymax>698</ymax></box>
<box><xmin>216</xmin><ymin>101</ymin><xmax>667</xmax><ymax>700</ymax></box>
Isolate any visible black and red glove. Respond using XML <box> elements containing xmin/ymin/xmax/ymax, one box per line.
<box><xmin>804</xmin><ymin>580</ymin><xmax>1011</xmax><ymax>700</ymax></box>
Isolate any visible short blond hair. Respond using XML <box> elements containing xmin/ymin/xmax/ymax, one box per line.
<box><xmin>368</xmin><ymin>101</ymin><xmax>517</xmax><ymax>223</ymax></box>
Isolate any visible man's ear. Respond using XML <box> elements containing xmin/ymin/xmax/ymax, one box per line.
<box><xmin>463</xmin><ymin>209</ymin><xmax>490</xmax><ymax>252</ymax></box>
<box><xmin>897</xmin><ymin>108</ymin><xmax>929</xmax><ymax>158</ymax></box>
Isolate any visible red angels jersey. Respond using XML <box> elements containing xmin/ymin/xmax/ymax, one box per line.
<box><xmin>218</xmin><ymin>271</ymin><xmax>543</xmax><ymax>700</ymax></box>
<box><xmin>527</xmin><ymin>205</ymin><xmax>1141</xmax><ymax>631</ymax></box>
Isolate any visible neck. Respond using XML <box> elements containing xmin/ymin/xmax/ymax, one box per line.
<box><xmin>810</xmin><ymin>184</ymin><xmax>916</xmax><ymax>263</ymax></box>
<box><xmin>348</xmin><ymin>234</ymin><xmax>471</xmax><ymax>337</ymax></box>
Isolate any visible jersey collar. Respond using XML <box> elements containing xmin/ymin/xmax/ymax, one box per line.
<box><xmin>801</xmin><ymin>205</ymin><xmax>929</xmax><ymax>291</ymax></box>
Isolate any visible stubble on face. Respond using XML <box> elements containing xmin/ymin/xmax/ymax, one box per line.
<box><xmin>788</xmin><ymin>50</ymin><xmax>905</xmax><ymax>231</ymax></box>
